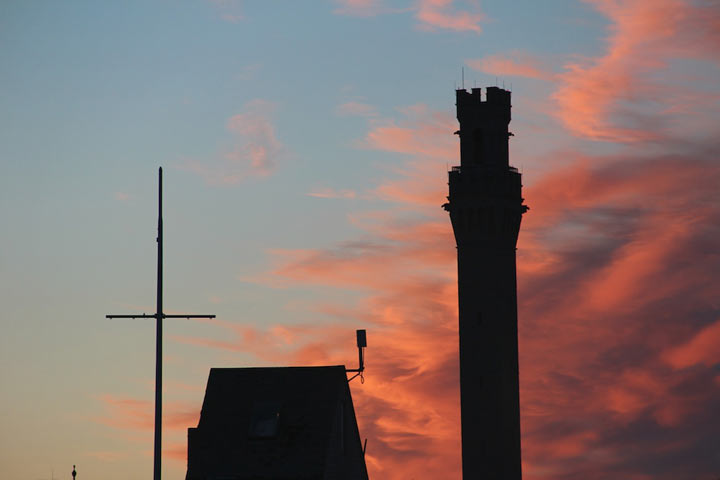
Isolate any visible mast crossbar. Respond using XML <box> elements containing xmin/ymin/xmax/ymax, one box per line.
<box><xmin>106</xmin><ymin>314</ymin><xmax>216</xmax><ymax>319</ymax></box>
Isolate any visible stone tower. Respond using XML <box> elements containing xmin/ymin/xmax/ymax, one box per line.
<box><xmin>444</xmin><ymin>87</ymin><xmax>527</xmax><ymax>479</ymax></box>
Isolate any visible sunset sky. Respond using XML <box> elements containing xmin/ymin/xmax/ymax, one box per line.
<box><xmin>1</xmin><ymin>1</ymin><xmax>719</xmax><ymax>479</ymax></box>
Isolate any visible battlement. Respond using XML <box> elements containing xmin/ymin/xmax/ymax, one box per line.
<box><xmin>455</xmin><ymin>87</ymin><xmax>512</xmax><ymax>168</ymax></box>
<box><xmin>456</xmin><ymin>86</ymin><xmax>511</xmax><ymax>107</ymax></box>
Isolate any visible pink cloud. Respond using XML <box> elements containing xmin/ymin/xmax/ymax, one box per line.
<box><xmin>663</xmin><ymin>319</ymin><xmax>720</xmax><ymax>370</ymax></box>
<box><xmin>466</xmin><ymin>53</ymin><xmax>552</xmax><ymax>80</ymax></box>
<box><xmin>515</xmin><ymin>144</ymin><xmax>720</xmax><ymax>477</ymax></box>
<box><xmin>554</xmin><ymin>0</ymin><xmax>720</xmax><ymax>141</ymax></box>
<box><xmin>415</xmin><ymin>0</ymin><xmax>484</xmax><ymax>33</ymax></box>
<box><xmin>182</xmin><ymin>99</ymin><xmax>285</xmax><ymax>185</ymax></box>
<box><xmin>334</xmin><ymin>0</ymin><xmax>484</xmax><ymax>33</ymax></box>
<box><xmin>358</xmin><ymin>105</ymin><xmax>455</xmax><ymax>207</ymax></box>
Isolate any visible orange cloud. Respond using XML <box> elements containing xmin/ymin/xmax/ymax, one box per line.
<box><xmin>359</xmin><ymin>105</ymin><xmax>456</xmax><ymax>207</ymax></box>
<box><xmin>164</xmin><ymin>442</ymin><xmax>188</xmax><ymax>462</ymax></box>
<box><xmin>663</xmin><ymin>319</ymin><xmax>720</xmax><ymax>370</ymax></box>
<box><xmin>415</xmin><ymin>0</ymin><xmax>484</xmax><ymax>33</ymax></box>
<box><xmin>466</xmin><ymin>53</ymin><xmax>552</xmax><ymax>80</ymax></box>
<box><xmin>554</xmin><ymin>0</ymin><xmax>720</xmax><ymax>141</ymax></box>
<box><xmin>334</xmin><ymin>0</ymin><xmax>484</xmax><ymax>33</ymax></box>
<box><xmin>95</xmin><ymin>394</ymin><xmax>199</xmax><ymax>434</ymax></box>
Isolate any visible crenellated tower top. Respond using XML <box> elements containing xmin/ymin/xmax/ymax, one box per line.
<box><xmin>455</xmin><ymin>87</ymin><xmax>512</xmax><ymax>169</ymax></box>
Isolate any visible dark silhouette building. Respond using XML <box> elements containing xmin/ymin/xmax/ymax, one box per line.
<box><xmin>185</xmin><ymin>366</ymin><xmax>369</xmax><ymax>480</ymax></box>
<box><xmin>444</xmin><ymin>87</ymin><xmax>528</xmax><ymax>479</ymax></box>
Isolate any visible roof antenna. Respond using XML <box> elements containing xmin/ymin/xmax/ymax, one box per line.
<box><xmin>347</xmin><ymin>329</ymin><xmax>367</xmax><ymax>383</ymax></box>
<box><xmin>462</xmin><ymin>67</ymin><xmax>465</xmax><ymax>90</ymax></box>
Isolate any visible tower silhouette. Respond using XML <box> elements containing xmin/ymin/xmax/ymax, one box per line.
<box><xmin>444</xmin><ymin>87</ymin><xmax>528</xmax><ymax>479</ymax></box>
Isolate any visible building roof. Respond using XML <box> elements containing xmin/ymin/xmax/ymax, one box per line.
<box><xmin>186</xmin><ymin>365</ymin><xmax>368</xmax><ymax>480</ymax></box>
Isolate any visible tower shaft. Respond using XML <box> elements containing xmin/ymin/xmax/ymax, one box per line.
<box><xmin>445</xmin><ymin>87</ymin><xmax>527</xmax><ymax>479</ymax></box>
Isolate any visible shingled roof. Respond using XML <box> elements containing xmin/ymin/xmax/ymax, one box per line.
<box><xmin>186</xmin><ymin>366</ymin><xmax>369</xmax><ymax>480</ymax></box>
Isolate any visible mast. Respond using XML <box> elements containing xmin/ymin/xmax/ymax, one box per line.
<box><xmin>106</xmin><ymin>167</ymin><xmax>216</xmax><ymax>480</ymax></box>
<box><xmin>154</xmin><ymin>166</ymin><xmax>163</xmax><ymax>480</ymax></box>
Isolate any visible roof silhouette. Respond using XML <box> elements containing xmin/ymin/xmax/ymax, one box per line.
<box><xmin>186</xmin><ymin>365</ymin><xmax>369</xmax><ymax>480</ymax></box>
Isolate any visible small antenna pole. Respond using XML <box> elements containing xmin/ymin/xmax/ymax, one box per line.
<box><xmin>462</xmin><ymin>67</ymin><xmax>465</xmax><ymax>90</ymax></box>
<box><xmin>347</xmin><ymin>329</ymin><xmax>367</xmax><ymax>382</ymax></box>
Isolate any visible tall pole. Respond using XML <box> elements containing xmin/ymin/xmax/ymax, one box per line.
<box><xmin>106</xmin><ymin>167</ymin><xmax>215</xmax><ymax>480</ymax></box>
<box><xmin>154</xmin><ymin>167</ymin><xmax>163</xmax><ymax>480</ymax></box>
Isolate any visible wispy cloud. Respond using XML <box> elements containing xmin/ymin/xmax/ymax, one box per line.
<box><xmin>466</xmin><ymin>52</ymin><xmax>553</xmax><ymax>80</ymax></box>
<box><xmin>554</xmin><ymin>0</ymin><xmax>720</xmax><ymax>141</ymax></box>
<box><xmin>95</xmin><ymin>394</ymin><xmax>199</xmax><ymax>433</ymax></box>
<box><xmin>333</xmin><ymin>0</ymin><xmax>398</xmax><ymax>17</ymax></box>
<box><xmin>415</xmin><ymin>0</ymin><xmax>484</xmax><ymax>33</ymax></box>
<box><xmin>182</xmin><ymin>99</ymin><xmax>286</xmax><ymax>185</ymax></box>
<box><xmin>336</xmin><ymin>101</ymin><xmax>378</xmax><ymax>117</ymax></box>
<box><xmin>334</xmin><ymin>0</ymin><xmax>484</xmax><ymax>33</ymax></box>
<box><xmin>663</xmin><ymin>318</ymin><xmax>720</xmax><ymax>370</ymax></box>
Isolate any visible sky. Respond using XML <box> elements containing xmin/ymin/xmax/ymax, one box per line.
<box><xmin>1</xmin><ymin>0</ymin><xmax>719</xmax><ymax>478</ymax></box>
